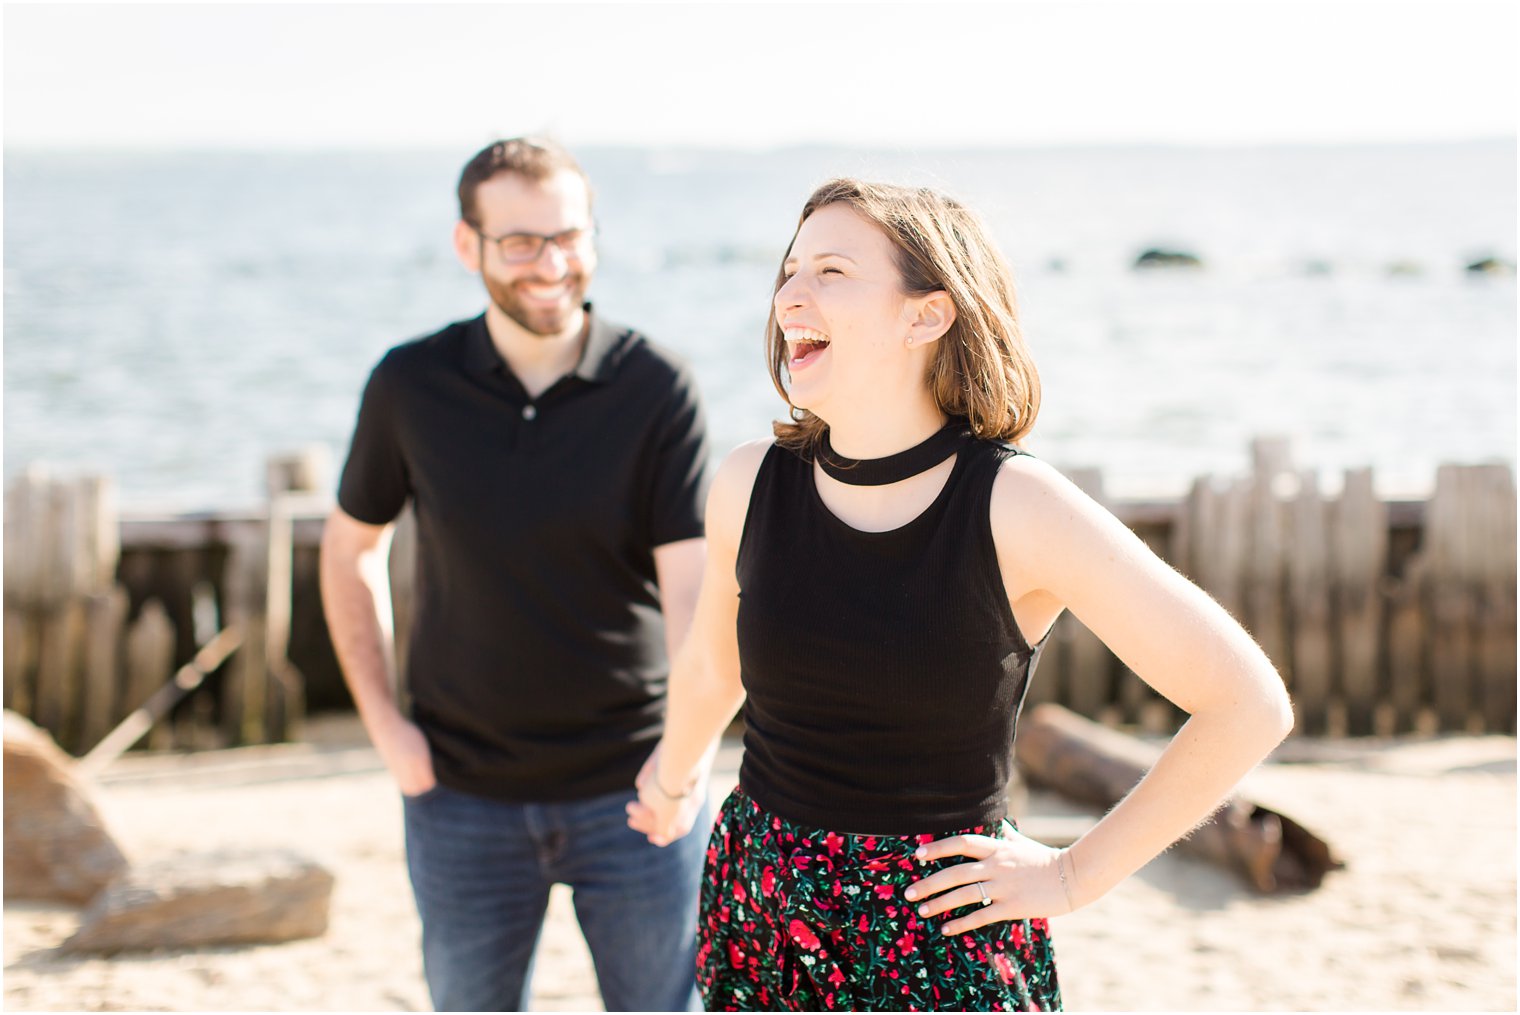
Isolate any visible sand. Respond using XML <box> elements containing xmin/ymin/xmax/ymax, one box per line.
<box><xmin>5</xmin><ymin>717</ymin><xmax>1515</xmax><ymax>1012</ymax></box>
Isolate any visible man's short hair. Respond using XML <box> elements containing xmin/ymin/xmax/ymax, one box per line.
<box><xmin>457</xmin><ymin>138</ymin><xmax>593</xmax><ymax>226</ymax></box>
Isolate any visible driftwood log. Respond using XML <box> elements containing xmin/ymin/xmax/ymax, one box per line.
<box><xmin>1015</xmin><ymin>703</ymin><xmax>1343</xmax><ymax>893</ymax></box>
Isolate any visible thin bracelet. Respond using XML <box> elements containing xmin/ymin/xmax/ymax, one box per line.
<box><xmin>1056</xmin><ymin>850</ymin><xmax>1076</xmax><ymax>912</ymax></box>
<box><xmin>650</xmin><ymin>768</ymin><xmax>696</xmax><ymax>801</ymax></box>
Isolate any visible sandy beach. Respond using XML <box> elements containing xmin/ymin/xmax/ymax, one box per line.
<box><xmin>5</xmin><ymin>717</ymin><xmax>1514</xmax><ymax>1012</ymax></box>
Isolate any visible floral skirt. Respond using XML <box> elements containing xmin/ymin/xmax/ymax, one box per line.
<box><xmin>696</xmin><ymin>786</ymin><xmax>1061</xmax><ymax>1012</ymax></box>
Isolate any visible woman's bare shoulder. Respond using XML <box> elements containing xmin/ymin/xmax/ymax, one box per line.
<box><xmin>989</xmin><ymin>452</ymin><xmax>1134</xmax><ymax>567</ymax></box>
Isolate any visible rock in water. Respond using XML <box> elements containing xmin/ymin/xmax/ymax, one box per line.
<box><xmin>3</xmin><ymin>710</ymin><xmax>129</xmax><ymax>903</ymax></box>
<box><xmin>62</xmin><ymin>848</ymin><xmax>335</xmax><ymax>953</ymax></box>
<box><xmin>1133</xmin><ymin>248</ymin><xmax>1203</xmax><ymax>269</ymax></box>
<box><xmin>1466</xmin><ymin>256</ymin><xmax>1515</xmax><ymax>276</ymax></box>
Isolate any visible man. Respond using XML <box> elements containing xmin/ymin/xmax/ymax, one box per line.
<box><xmin>321</xmin><ymin>138</ymin><xmax>711</xmax><ymax>1012</ymax></box>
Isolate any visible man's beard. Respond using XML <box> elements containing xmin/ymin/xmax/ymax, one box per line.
<box><xmin>483</xmin><ymin>271</ymin><xmax>590</xmax><ymax>338</ymax></box>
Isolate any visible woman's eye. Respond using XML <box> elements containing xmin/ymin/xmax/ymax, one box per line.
<box><xmin>820</xmin><ymin>267</ymin><xmax>843</xmax><ymax>276</ymax></box>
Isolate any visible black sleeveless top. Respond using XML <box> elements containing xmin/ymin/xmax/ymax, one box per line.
<box><xmin>735</xmin><ymin>437</ymin><xmax>1045</xmax><ymax>835</ymax></box>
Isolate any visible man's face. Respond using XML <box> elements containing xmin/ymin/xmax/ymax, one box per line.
<box><xmin>468</xmin><ymin>169</ymin><xmax>596</xmax><ymax>338</ymax></box>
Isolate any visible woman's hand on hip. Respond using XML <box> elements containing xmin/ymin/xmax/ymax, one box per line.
<box><xmin>904</xmin><ymin>828</ymin><xmax>1081</xmax><ymax>935</ymax></box>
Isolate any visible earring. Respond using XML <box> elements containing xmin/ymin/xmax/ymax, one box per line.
<box><xmin>906</xmin><ymin>336</ymin><xmax>915</xmax><ymax>347</ymax></box>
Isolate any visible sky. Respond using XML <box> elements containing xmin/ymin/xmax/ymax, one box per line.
<box><xmin>4</xmin><ymin>1</ymin><xmax>1517</xmax><ymax>150</ymax></box>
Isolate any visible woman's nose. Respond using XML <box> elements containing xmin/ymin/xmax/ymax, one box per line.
<box><xmin>775</xmin><ymin>274</ymin><xmax>806</xmax><ymax>313</ymax></box>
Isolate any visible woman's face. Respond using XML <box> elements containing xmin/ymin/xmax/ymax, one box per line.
<box><xmin>774</xmin><ymin>203</ymin><xmax>917</xmax><ymax>415</ymax></box>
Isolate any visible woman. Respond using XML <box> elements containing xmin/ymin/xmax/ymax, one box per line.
<box><xmin>627</xmin><ymin>179</ymin><xmax>1293</xmax><ymax>1012</ymax></box>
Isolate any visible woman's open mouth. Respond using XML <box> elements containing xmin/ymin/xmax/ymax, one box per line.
<box><xmin>785</xmin><ymin>327</ymin><xmax>831</xmax><ymax>370</ymax></box>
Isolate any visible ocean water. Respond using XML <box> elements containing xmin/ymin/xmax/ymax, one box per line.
<box><xmin>4</xmin><ymin>142</ymin><xmax>1514</xmax><ymax>510</ymax></box>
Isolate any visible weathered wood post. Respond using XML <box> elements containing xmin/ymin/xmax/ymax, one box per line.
<box><xmin>123</xmin><ymin>599</ymin><xmax>177</xmax><ymax>750</ymax></box>
<box><xmin>222</xmin><ymin>525</ymin><xmax>267</xmax><ymax>746</ymax></box>
<box><xmin>1246</xmin><ymin>438</ymin><xmax>1293</xmax><ymax>684</ymax></box>
<box><xmin>1427</xmin><ymin>466</ymin><xmax>1479</xmax><ymax>731</ymax></box>
<box><xmin>1474</xmin><ymin>465</ymin><xmax>1516</xmax><ymax>733</ymax></box>
<box><xmin>3</xmin><ymin>471</ymin><xmax>124</xmax><ymax>753</ymax></box>
<box><xmin>1287</xmin><ymin>469</ymin><xmax>1333</xmax><ymax>733</ymax></box>
<box><xmin>1332</xmin><ymin>468</ymin><xmax>1386</xmax><ymax>735</ymax></box>
<box><xmin>1422</xmin><ymin>463</ymin><xmax>1517</xmax><ymax>733</ymax></box>
<box><xmin>80</xmin><ymin>587</ymin><xmax>130</xmax><ymax>750</ymax></box>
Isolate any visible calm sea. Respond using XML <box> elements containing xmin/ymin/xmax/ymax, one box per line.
<box><xmin>4</xmin><ymin>142</ymin><xmax>1514</xmax><ymax>509</ymax></box>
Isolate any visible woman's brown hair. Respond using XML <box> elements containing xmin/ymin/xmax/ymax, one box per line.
<box><xmin>767</xmin><ymin>178</ymin><xmax>1040</xmax><ymax>454</ymax></box>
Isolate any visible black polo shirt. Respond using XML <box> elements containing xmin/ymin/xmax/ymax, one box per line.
<box><xmin>336</xmin><ymin>307</ymin><xmax>710</xmax><ymax>801</ymax></box>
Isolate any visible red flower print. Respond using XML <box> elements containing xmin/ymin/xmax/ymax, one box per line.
<box><xmin>898</xmin><ymin>930</ymin><xmax>918</xmax><ymax>955</ymax></box>
<box><xmin>858</xmin><ymin>914</ymin><xmax>870</xmax><ymax>932</ymax></box>
<box><xmin>873</xmin><ymin>884</ymin><xmax>896</xmax><ymax>900</ymax></box>
<box><xmin>733</xmin><ymin>881</ymin><xmax>747</xmax><ymax>904</ymax></box>
<box><xmin>788</xmin><ymin>919</ymin><xmax>822</xmax><ymax>951</ymax></box>
<box><xmin>761</xmin><ymin>867</ymin><xmax>775</xmax><ymax>896</ymax></box>
<box><xmin>886</xmin><ymin>905</ymin><xmax>898</xmax><ymax>917</ymax></box>
<box><xmin>1010</xmin><ymin>922</ymin><xmax>1026</xmax><ymax>947</ymax></box>
<box><xmin>824</xmin><ymin>831</ymin><xmax>844</xmax><ymax>856</ymax></box>
<box><xmin>828</xmin><ymin>965</ymin><xmax>846</xmax><ymax>986</ymax></box>
<box><xmin>727</xmin><ymin>941</ymin><xmax>746</xmax><ymax>969</ymax></box>
<box><xmin>792</xmin><ymin>854</ymin><xmax>812</xmax><ymax>871</ymax></box>
<box><xmin>993</xmin><ymin>951</ymin><xmax>1016</xmax><ymax>985</ymax></box>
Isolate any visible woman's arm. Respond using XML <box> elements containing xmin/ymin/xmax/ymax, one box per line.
<box><xmin>909</xmin><ymin>455</ymin><xmax>1294</xmax><ymax>931</ymax></box>
<box><xmin>625</xmin><ymin>439</ymin><xmax>770</xmax><ymax>845</ymax></box>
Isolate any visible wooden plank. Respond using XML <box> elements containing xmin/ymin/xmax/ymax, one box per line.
<box><xmin>1426</xmin><ymin>465</ymin><xmax>1475</xmax><ymax>731</ymax></box>
<box><xmin>1385</xmin><ymin>552</ymin><xmax>1426</xmax><ymax>734</ymax></box>
<box><xmin>1215</xmin><ymin>478</ymin><xmax>1251</xmax><ymax>623</ymax></box>
<box><xmin>265</xmin><ymin>493</ymin><xmax>305</xmax><ymax>742</ymax></box>
<box><xmin>124</xmin><ymin>599</ymin><xmax>176</xmax><ymax>751</ymax></box>
<box><xmin>1332</xmin><ymin>468</ymin><xmax>1387</xmax><ymax>735</ymax></box>
<box><xmin>79</xmin><ymin>587</ymin><xmax>129</xmax><ymax>751</ymax></box>
<box><xmin>1246</xmin><ymin>438</ymin><xmax>1292</xmax><ymax>680</ymax></box>
<box><xmin>1473</xmin><ymin>465</ymin><xmax>1516</xmax><ymax>733</ymax></box>
<box><xmin>1287</xmin><ymin>469</ymin><xmax>1333</xmax><ymax>734</ymax></box>
<box><xmin>4</xmin><ymin>607</ymin><xmax>36</xmax><ymax>716</ymax></box>
<box><xmin>34</xmin><ymin>599</ymin><xmax>86</xmax><ymax>752</ymax></box>
<box><xmin>265</xmin><ymin>446</ymin><xmax>332</xmax><ymax>499</ymax></box>
<box><xmin>1016</xmin><ymin>704</ymin><xmax>1343</xmax><ymax>893</ymax></box>
<box><xmin>79</xmin><ymin>624</ymin><xmax>242</xmax><ymax>774</ymax></box>
<box><xmin>76</xmin><ymin>475</ymin><xmax>120</xmax><ymax>596</ymax></box>
<box><xmin>221</xmin><ymin>529</ymin><xmax>268</xmax><ymax>746</ymax></box>
<box><xmin>4</xmin><ymin>469</ymin><xmax>48</xmax><ymax>608</ymax></box>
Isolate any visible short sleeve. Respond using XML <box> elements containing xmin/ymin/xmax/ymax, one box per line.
<box><xmin>336</xmin><ymin>357</ymin><xmax>411</xmax><ymax>525</ymax></box>
<box><xmin>643</xmin><ymin>363</ymin><xmax>711</xmax><ymax>548</ymax></box>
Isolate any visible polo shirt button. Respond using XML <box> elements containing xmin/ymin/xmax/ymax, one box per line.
<box><xmin>522</xmin><ymin>405</ymin><xmax>537</xmax><ymax>421</ymax></box>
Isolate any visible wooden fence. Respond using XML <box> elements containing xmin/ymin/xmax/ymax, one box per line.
<box><xmin>3</xmin><ymin>439</ymin><xmax>1514</xmax><ymax>754</ymax></box>
<box><xmin>1032</xmin><ymin>439</ymin><xmax>1516</xmax><ymax>736</ymax></box>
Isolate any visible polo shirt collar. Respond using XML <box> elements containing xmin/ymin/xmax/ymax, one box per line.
<box><xmin>464</xmin><ymin>302</ymin><xmax>626</xmax><ymax>384</ymax></box>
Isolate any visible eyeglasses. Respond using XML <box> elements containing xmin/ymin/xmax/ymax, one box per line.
<box><xmin>471</xmin><ymin>223</ymin><xmax>595</xmax><ymax>264</ymax></box>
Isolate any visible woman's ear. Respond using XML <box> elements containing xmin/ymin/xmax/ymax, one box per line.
<box><xmin>453</xmin><ymin>220</ymin><xmax>483</xmax><ymax>273</ymax></box>
<box><xmin>906</xmin><ymin>291</ymin><xmax>957</xmax><ymax>347</ymax></box>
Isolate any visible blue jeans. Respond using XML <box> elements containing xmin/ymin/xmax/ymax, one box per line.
<box><xmin>403</xmin><ymin>782</ymin><xmax>708</xmax><ymax>1012</ymax></box>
